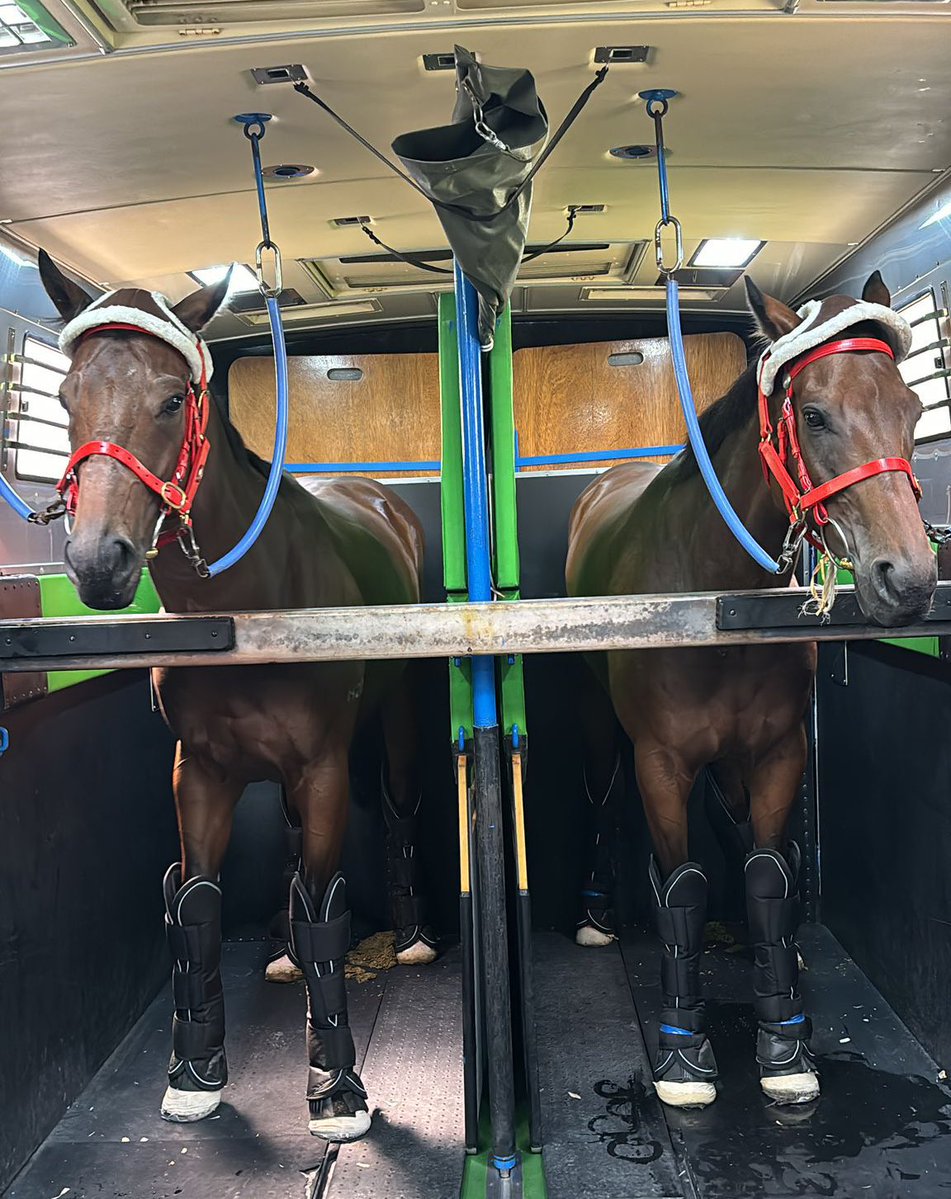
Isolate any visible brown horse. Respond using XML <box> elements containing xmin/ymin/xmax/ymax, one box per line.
<box><xmin>567</xmin><ymin>273</ymin><xmax>936</xmax><ymax>1110</ymax></box>
<box><xmin>38</xmin><ymin>252</ymin><xmax>437</xmax><ymax>1142</ymax></box>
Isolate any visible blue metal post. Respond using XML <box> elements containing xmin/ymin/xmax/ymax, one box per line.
<box><xmin>454</xmin><ymin>264</ymin><xmax>498</xmax><ymax>729</ymax></box>
<box><xmin>453</xmin><ymin>263</ymin><xmax>517</xmax><ymax>1176</ymax></box>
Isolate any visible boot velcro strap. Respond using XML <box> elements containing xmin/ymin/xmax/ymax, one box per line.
<box><xmin>753</xmin><ymin>943</ymin><xmax>799</xmax><ymax>997</ymax></box>
<box><xmin>388</xmin><ymin>856</ymin><xmax>415</xmax><ymax>888</ymax></box>
<box><xmin>392</xmin><ymin>893</ymin><xmax>424</xmax><ymax>928</ymax></box>
<box><xmin>654</xmin><ymin>905</ymin><xmax>702</xmax><ymax>952</ymax></box>
<box><xmin>290</xmin><ymin>911</ymin><xmax>351</xmax><ymax>964</ymax></box>
<box><xmin>166</xmin><ymin>923</ymin><xmax>202</xmax><ymax>964</ymax></box>
<box><xmin>310</xmin><ymin>1024</ymin><xmax>356</xmax><ymax>1070</ymax></box>
<box><xmin>659</xmin><ymin>1005</ymin><xmax>705</xmax><ymax>1034</ymax></box>
<box><xmin>760</xmin><ymin>1015</ymin><xmax>813</xmax><ymax>1041</ymax></box>
<box><xmin>172</xmin><ymin>969</ymin><xmax>207</xmax><ymax>1010</ymax></box>
<box><xmin>172</xmin><ymin>1013</ymin><xmax>221</xmax><ymax>1061</ymax></box>
<box><xmin>308</xmin><ymin>969</ymin><xmax>348</xmax><ymax>1020</ymax></box>
<box><xmin>755</xmin><ymin>993</ymin><xmax>805</xmax><ymax>1024</ymax></box>
<box><xmin>661</xmin><ymin>952</ymin><xmax>700</xmax><ymax>1001</ymax></box>
<box><xmin>748</xmin><ymin>895</ymin><xmax>800</xmax><ymax>943</ymax></box>
<box><xmin>658</xmin><ymin>1027</ymin><xmax>708</xmax><ymax>1051</ymax></box>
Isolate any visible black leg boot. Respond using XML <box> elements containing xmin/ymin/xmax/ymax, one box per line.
<box><xmin>289</xmin><ymin>871</ymin><xmax>371</xmax><ymax>1141</ymax></box>
<box><xmin>266</xmin><ymin>790</ymin><xmax>305</xmax><ymax>983</ymax></box>
<box><xmin>745</xmin><ymin>844</ymin><xmax>819</xmax><ymax>1104</ymax></box>
<box><xmin>161</xmin><ymin>864</ymin><xmax>228</xmax><ymax>1122</ymax></box>
<box><xmin>650</xmin><ymin>857</ymin><xmax>719</xmax><ymax>1108</ymax></box>
<box><xmin>382</xmin><ymin>773</ymin><xmax>438</xmax><ymax>964</ymax></box>
<box><xmin>576</xmin><ymin>755</ymin><xmax>620</xmax><ymax>947</ymax></box>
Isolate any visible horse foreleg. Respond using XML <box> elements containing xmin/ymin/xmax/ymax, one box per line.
<box><xmin>381</xmin><ymin>672</ymin><xmax>438</xmax><ymax>964</ymax></box>
<box><xmin>287</xmin><ymin>753</ymin><xmax>371</xmax><ymax>1143</ymax></box>
<box><xmin>264</xmin><ymin>787</ymin><xmax>305</xmax><ymax>984</ymax></box>
<box><xmin>161</xmin><ymin>746</ymin><xmax>242</xmax><ymax>1123</ymax></box>
<box><xmin>576</xmin><ymin>662</ymin><xmax>622</xmax><ymax>947</ymax></box>
<box><xmin>745</xmin><ymin>727</ymin><xmax>819</xmax><ymax>1105</ymax></box>
<box><xmin>635</xmin><ymin>742</ymin><xmax>718</xmax><ymax>1109</ymax></box>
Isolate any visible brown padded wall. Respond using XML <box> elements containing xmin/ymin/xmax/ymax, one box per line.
<box><xmin>512</xmin><ymin>333</ymin><xmax>747</xmax><ymax>470</ymax></box>
<box><xmin>229</xmin><ymin>353</ymin><xmax>441</xmax><ymax>477</ymax></box>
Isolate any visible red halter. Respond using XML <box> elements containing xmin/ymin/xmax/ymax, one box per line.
<box><xmin>757</xmin><ymin>336</ymin><xmax>921</xmax><ymax>548</ymax></box>
<box><xmin>56</xmin><ymin>323</ymin><xmax>211</xmax><ymax>548</ymax></box>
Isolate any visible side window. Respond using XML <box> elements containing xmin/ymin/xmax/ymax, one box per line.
<box><xmin>9</xmin><ymin>334</ymin><xmax>70</xmax><ymax>483</ymax></box>
<box><xmin>899</xmin><ymin>290</ymin><xmax>951</xmax><ymax>443</ymax></box>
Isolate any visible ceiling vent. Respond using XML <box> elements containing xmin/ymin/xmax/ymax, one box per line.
<box><xmin>236</xmin><ymin>299</ymin><xmax>383</xmax><ymax>326</ymax></box>
<box><xmin>657</xmin><ymin>267</ymin><xmax>744</xmax><ymax>289</ymax></box>
<box><xmin>331</xmin><ymin>215</ymin><xmax>372</xmax><ymax>227</ymax></box>
<box><xmin>228</xmin><ymin>288</ymin><xmax>306</xmax><ymax>313</ymax></box>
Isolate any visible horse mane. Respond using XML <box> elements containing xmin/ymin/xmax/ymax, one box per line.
<box><xmin>211</xmin><ymin>387</ymin><xmax>276</xmax><ymax>482</ymax></box>
<box><xmin>663</xmin><ymin>361</ymin><xmax>759</xmax><ymax>484</ymax></box>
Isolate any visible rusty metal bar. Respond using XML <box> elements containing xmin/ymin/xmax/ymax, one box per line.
<box><xmin>1</xmin><ymin>585</ymin><xmax>951</xmax><ymax>672</ymax></box>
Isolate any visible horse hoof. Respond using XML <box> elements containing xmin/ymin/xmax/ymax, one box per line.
<box><xmin>575</xmin><ymin>924</ymin><xmax>615</xmax><ymax>947</ymax></box>
<box><xmin>396</xmin><ymin>940</ymin><xmax>438</xmax><ymax>966</ymax></box>
<box><xmin>161</xmin><ymin>1086</ymin><xmax>222</xmax><ymax>1122</ymax></box>
<box><xmin>654</xmin><ymin>1079</ymin><xmax>717</xmax><ymax>1108</ymax></box>
<box><xmin>309</xmin><ymin>1108</ymin><xmax>372</xmax><ymax>1142</ymax></box>
<box><xmin>761</xmin><ymin>1071</ymin><xmax>820</xmax><ymax>1105</ymax></box>
<box><xmin>265</xmin><ymin>953</ymin><xmax>304</xmax><ymax>984</ymax></box>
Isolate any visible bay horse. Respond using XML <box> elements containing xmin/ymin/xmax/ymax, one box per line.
<box><xmin>38</xmin><ymin>251</ymin><xmax>438</xmax><ymax>1142</ymax></box>
<box><xmin>567</xmin><ymin>273</ymin><xmax>936</xmax><ymax>1109</ymax></box>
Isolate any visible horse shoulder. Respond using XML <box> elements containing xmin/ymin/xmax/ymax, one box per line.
<box><xmin>567</xmin><ymin>463</ymin><xmax>664</xmax><ymax>597</ymax></box>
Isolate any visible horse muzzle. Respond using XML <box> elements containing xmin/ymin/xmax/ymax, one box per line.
<box><xmin>855</xmin><ymin>551</ymin><xmax>937</xmax><ymax>628</ymax></box>
<box><xmin>64</xmin><ymin>531</ymin><xmax>142</xmax><ymax>610</ymax></box>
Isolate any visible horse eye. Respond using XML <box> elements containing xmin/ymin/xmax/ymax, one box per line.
<box><xmin>163</xmin><ymin>394</ymin><xmax>185</xmax><ymax>415</ymax></box>
<box><xmin>802</xmin><ymin>408</ymin><xmax>825</xmax><ymax>430</ymax></box>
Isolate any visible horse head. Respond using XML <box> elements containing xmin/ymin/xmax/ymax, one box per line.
<box><xmin>747</xmin><ymin>272</ymin><xmax>936</xmax><ymax>627</ymax></box>
<box><xmin>39</xmin><ymin>251</ymin><xmax>229</xmax><ymax>609</ymax></box>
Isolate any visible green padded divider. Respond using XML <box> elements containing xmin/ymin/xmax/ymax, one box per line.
<box><xmin>439</xmin><ymin>293</ymin><xmax>468</xmax><ymax>595</ymax></box>
<box><xmin>39</xmin><ymin>572</ymin><xmax>162</xmax><ymax>691</ymax></box>
<box><xmin>489</xmin><ymin>306</ymin><xmax>520</xmax><ymax>592</ymax></box>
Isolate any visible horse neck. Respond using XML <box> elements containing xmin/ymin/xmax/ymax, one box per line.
<box><xmin>148</xmin><ymin>399</ymin><xmax>293</xmax><ymax>613</ymax></box>
<box><xmin>667</xmin><ymin>372</ymin><xmax>791</xmax><ymax>592</ymax></box>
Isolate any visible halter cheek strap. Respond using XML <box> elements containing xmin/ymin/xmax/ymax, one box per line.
<box><xmin>758</xmin><ymin>336</ymin><xmax>921</xmax><ymax>547</ymax></box>
<box><xmin>56</xmin><ymin>322</ymin><xmax>211</xmax><ymax>560</ymax></box>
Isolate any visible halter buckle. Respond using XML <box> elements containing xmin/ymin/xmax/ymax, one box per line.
<box><xmin>160</xmin><ymin>481</ymin><xmax>187</xmax><ymax>511</ymax></box>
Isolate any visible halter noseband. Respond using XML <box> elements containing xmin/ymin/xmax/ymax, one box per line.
<box><xmin>56</xmin><ymin>322</ymin><xmax>212</xmax><ymax>570</ymax></box>
<box><xmin>757</xmin><ymin>335</ymin><xmax>921</xmax><ymax>555</ymax></box>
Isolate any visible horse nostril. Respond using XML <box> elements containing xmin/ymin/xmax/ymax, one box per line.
<box><xmin>111</xmin><ymin>536</ymin><xmax>137</xmax><ymax>575</ymax></box>
<box><xmin>871</xmin><ymin>558</ymin><xmax>898</xmax><ymax>603</ymax></box>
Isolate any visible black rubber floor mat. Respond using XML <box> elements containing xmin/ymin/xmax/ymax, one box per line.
<box><xmin>532</xmin><ymin>930</ymin><xmax>682</xmax><ymax>1199</ymax></box>
<box><xmin>5</xmin><ymin>942</ymin><xmax>383</xmax><ymax>1198</ymax></box>
<box><xmin>621</xmin><ymin>921</ymin><xmax>951</xmax><ymax>1199</ymax></box>
<box><xmin>326</xmin><ymin>948</ymin><xmax>465</xmax><ymax>1199</ymax></box>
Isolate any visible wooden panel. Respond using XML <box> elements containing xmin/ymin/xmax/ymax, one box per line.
<box><xmin>513</xmin><ymin>333</ymin><xmax>747</xmax><ymax>471</ymax></box>
<box><xmin>229</xmin><ymin>352</ymin><xmax>441</xmax><ymax>478</ymax></box>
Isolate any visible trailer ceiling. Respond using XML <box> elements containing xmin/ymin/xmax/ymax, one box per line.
<box><xmin>0</xmin><ymin>1</ymin><xmax>948</xmax><ymax>337</ymax></box>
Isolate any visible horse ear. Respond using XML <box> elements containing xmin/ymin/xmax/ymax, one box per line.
<box><xmin>861</xmin><ymin>270</ymin><xmax>891</xmax><ymax>308</ymax></box>
<box><xmin>172</xmin><ymin>269</ymin><xmax>232</xmax><ymax>333</ymax></box>
<box><xmin>744</xmin><ymin>277</ymin><xmax>801</xmax><ymax>342</ymax></box>
<box><xmin>38</xmin><ymin>250</ymin><xmax>94</xmax><ymax>322</ymax></box>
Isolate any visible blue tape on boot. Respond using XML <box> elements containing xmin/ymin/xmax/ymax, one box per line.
<box><xmin>779</xmin><ymin>1013</ymin><xmax>806</xmax><ymax>1026</ymax></box>
<box><xmin>659</xmin><ymin>1023</ymin><xmax>693</xmax><ymax>1036</ymax></box>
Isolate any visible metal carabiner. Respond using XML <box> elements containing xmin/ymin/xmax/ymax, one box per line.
<box><xmin>255</xmin><ymin>240</ymin><xmax>284</xmax><ymax>299</ymax></box>
<box><xmin>654</xmin><ymin>215</ymin><xmax>684</xmax><ymax>277</ymax></box>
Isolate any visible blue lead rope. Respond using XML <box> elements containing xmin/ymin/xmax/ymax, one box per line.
<box><xmin>202</xmin><ymin>115</ymin><xmax>291</xmax><ymax>577</ymax></box>
<box><xmin>0</xmin><ymin>473</ymin><xmax>37</xmax><ymax>522</ymax></box>
<box><xmin>642</xmin><ymin>87</ymin><xmax>783</xmax><ymax>576</ymax></box>
<box><xmin>207</xmin><ymin>293</ymin><xmax>289</xmax><ymax>576</ymax></box>
<box><xmin>666</xmin><ymin>278</ymin><xmax>782</xmax><ymax>575</ymax></box>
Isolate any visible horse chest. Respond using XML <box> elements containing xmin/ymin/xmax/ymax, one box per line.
<box><xmin>153</xmin><ymin>661</ymin><xmax>365</xmax><ymax>773</ymax></box>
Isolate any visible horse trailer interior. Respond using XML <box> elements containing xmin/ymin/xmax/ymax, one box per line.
<box><xmin>1</xmin><ymin>6</ymin><xmax>951</xmax><ymax>1199</ymax></box>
